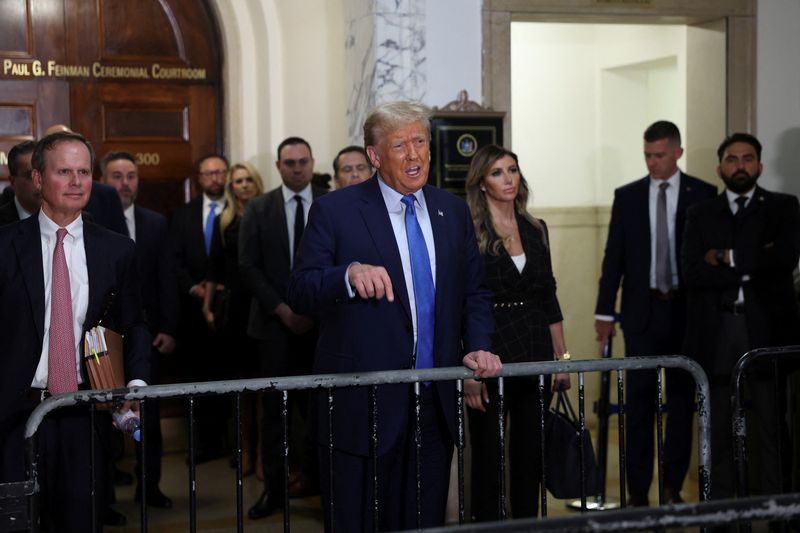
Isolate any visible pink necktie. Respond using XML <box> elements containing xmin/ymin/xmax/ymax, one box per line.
<box><xmin>48</xmin><ymin>228</ymin><xmax>78</xmax><ymax>394</ymax></box>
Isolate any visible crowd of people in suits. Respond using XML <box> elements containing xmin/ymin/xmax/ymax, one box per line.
<box><xmin>0</xmin><ymin>106</ymin><xmax>798</xmax><ymax>532</ymax></box>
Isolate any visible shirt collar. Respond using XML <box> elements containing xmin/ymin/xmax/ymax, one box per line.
<box><xmin>202</xmin><ymin>194</ymin><xmax>223</xmax><ymax>211</ymax></box>
<box><xmin>13</xmin><ymin>196</ymin><xmax>33</xmax><ymax>220</ymax></box>
<box><xmin>38</xmin><ymin>208</ymin><xmax>84</xmax><ymax>243</ymax></box>
<box><xmin>376</xmin><ymin>175</ymin><xmax>426</xmax><ymax>214</ymax></box>
<box><xmin>650</xmin><ymin>169</ymin><xmax>681</xmax><ymax>189</ymax></box>
<box><xmin>282</xmin><ymin>183</ymin><xmax>313</xmax><ymax>204</ymax></box>
<box><xmin>725</xmin><ymin>187</ymin><xmax>756</xmax><ymax>206</ymax></box>
<box><xmin>124</xmin><ymin>204</ymin><xmax>135</xmax><ymax>221</ymax></box>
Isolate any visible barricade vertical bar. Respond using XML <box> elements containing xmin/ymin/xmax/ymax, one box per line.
<box><xmin>655</xmin><ymin>368</ymin><xmax>665</xmax><ymax>505</ymax></box>
<box><xmin>456</xmin><ymin>379</ymin><xmax>466</xmax><ymax>525</ymax></box>
<box><xmin>696</xmin><ymin>372</ymin><xmax>711</xmax><ymax>504</ymax></box>
<box><xmin>617</xmin><ymin>371</ymin><xmax>627</xmax><ymax>508</ymax></box>
<box><xmin>188</xmin><ymin>397</ymin><xmax>197</xmax><ymax>533</ymax></box>
<box><xmin>327</xmin><ymin>389</ymin><xmax>335</xmax><ymax>532</ymax></box>
<box><xmin>773</xmin><ymin>360</ymin><xmax>784</xmax><ymax>496</ymax></box>
<box><xmin>414</xmin><ymin>381</ymin><xmax>423</xmax><ymax>529</ymax></box>
<box><xmin>370</xmin><ymin>385</ymin><xmax>379</xmax><ymax>532</ymax></box>
<box><xmin>27</xmin><ymin>432</ymin><xmax>40</xmax><ymax>533</ymax></box>
<box><xmin>234</xmin><ymin>394</ymin><xmax>244</xmax><ymax>533</ymax></box>
<box><xmin>539</xmin><ymin>374</ymin><xmax>547</xmax><ymax>518</ymax></box>
<box><xmin>140</xmin><ymin>398</ymin><xmax>149</xmax><ymax>532</ymax></box>
<box><xmin>498</xmin><ymin>376</ymin><xmax>507</xmax><ymax>520</ymax></box>
<box><xmin>89</xmin><ymin>404</ymin><xmax>97</xmax><ymax>533</ymax></box>
<box><xmin>578</xmin><ymin>372</ymin><xmax>587</xmax><ymax>512</ymax></box>
<box><xmin>733</xmin><ymin>358</ymin><xmax>749</xmax><ymax>500</ymax></box>
<box><xmin>595</xmin><ymin>339</ymin><xmax>613</xmax><ymax>506</ymax></box>
<box><xmin>282</xmin><ymin>390</ymin><xmax>290</xmax><ymax>533</ymax></box>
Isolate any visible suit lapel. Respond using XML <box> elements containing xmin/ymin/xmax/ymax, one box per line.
<box><xmin>14</xmin><ymin>217</ymin><xmax>46</xmax><ymax>343</ymax></box>
<box><xmin>269</xmin><ymin>188</ymin><xmax>291</xmax><ymax>266</ymax></box>
<box><xmin>424</xmin><ymin>187</ymin><xmax>447</xmax><ymax>329</ymax></box>
<box><xmin>358</xmin><ymin>179</ymin><xmax>412</xmax><ymax>322</ymax></box>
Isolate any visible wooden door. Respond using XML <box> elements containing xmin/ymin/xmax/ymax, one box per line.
<box><xmin>0</xmin><ymin>0</ymin><xmax>222</xmax><ymax>215</ymax></box>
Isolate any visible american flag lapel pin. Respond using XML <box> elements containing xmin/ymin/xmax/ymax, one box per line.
<box><xmin>437</xmin><ymin>209</ymin><xmax>444</xmax><ymax>217</ymax></box>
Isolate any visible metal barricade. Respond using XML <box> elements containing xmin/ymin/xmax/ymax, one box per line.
<box><xmin>1</xmin><ymin>355</ymin><xmax>711</xmax><ymax>532</ymax></box>
<box><xmin>732</xmin><ymin>346</ymin><xmax>800</xmax><ymax>499</ymax></box>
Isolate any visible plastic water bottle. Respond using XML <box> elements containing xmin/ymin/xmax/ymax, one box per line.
<box><xmin>112</xmin><ymin>407</ymin><xmax>141</xmax><ymax>442</ymax></box>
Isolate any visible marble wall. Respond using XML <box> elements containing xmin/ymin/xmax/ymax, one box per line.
<box><xmin>345</xmin><ymin>0</ymin><xmax>427</xmax><ymax>144</ymax></box>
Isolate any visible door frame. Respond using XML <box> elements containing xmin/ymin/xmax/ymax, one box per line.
<box><xmin>482</xmin><ymin>0</ymin><xmax>755</xmax><ymax>145</ymax></box>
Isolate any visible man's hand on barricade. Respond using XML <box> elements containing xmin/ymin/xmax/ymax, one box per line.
<box><xmin>464</xmin><ymin>378</ymin><xmax>489</xmax><ymax>412</ymax></box>
<box><xmin>594</xmin><ymin>319</ymin><xmax>616</xmax><ymax>344</ymax></box>
<box><xmin>348</xmin><ymin>264</ymin><xmax>395</xmax><ymax>302</ymax></box>
<box><xmin>463</xmin><ymin>350</ymin><xmax>502</xmax><ymax>379</ymax></box>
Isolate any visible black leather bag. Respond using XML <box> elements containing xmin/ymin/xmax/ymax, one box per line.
<box><xmin>544</xmin><ymin>391</ymin><xmax>599</xmax><ymax>499</ymax></box>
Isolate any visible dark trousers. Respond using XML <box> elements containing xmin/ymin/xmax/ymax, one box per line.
<box><xmin>709</xmin><ymin>312</ymin><xmax>784</xmax><ymax>499</ymax></box>
<box><xmin>319</xmin><ymin>386</ymin><xmax>453</xmax><ymax>532</ymax></box>
<box><xmin>624</xmin><ymin>296</ymin><xmax>694</xmax><ymax>498</ymax></box>
<box><xmin>0</xmin><ymin>406</ymin><xmax>107</xmax><ymax>533</ymax></box>
<box><xmin>136</xmin><ymin>347</ymin><xmax>164</xmax><ymax>493</ymax></box>
<box><xmin>467</xmin><ymin>376</ymin><xmax>550</xmax><ymax>521</ymax></box>
<box><xmin>258</xmin><ymin>326</ymin><xmax>317</xmax><ymax>497</ymax></box>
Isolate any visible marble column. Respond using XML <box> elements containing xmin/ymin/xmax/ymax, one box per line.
<box><xmin>345</xmin><ymin>0</ymin><xmax>427</xmax><ymax>144</ymax></box>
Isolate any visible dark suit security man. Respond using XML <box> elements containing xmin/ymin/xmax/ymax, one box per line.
<box><xmin>287</xmin><ymin>101</ymin><xmax>502</xmax><ymax>531</ymax></box>
<box><xmin>101</xmin><ymin>151</ymin><xmax>177</xmax><ymax>508</ymax></box>
<box><xmin>595</xmin><ymin>121</ymin><xmax>716</xmax><ymax>505</ymax></box>
<box><xmin>0</xmin><ymin>132</ymin><xmax>150</xmax><ymax>531</ymax></box>
<box><xmin>240</xmin><ymin>137</ymin><xmax>325</xmax><ymax>519</ymax></box>
<box><xmin>0</xmin><ymin>140</ymin><xmax>38</xmax><ymax>226</ymax></box>
<box><xmin>682</xmin><ymin>132</ymin><xmax>800</xmax><ymax>499</ymax></box>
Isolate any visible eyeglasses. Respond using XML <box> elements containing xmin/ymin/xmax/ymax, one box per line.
<box><xmin>199</xmin><ymin>169</ymin><xmax>227</xmax><ymax>178</ymax></box>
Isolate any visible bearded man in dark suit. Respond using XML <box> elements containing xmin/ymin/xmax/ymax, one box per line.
<box><xmin>682</xmin><ymin>132</ymin><xmax>800</xmax><ymax>499</ymax></box>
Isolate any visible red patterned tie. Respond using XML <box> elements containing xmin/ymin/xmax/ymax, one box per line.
<box><xmin>48</xmin><ymin>228</ymin><xmax>78</xmax><ymax>394</ymax></box>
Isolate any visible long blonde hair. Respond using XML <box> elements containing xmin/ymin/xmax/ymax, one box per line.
<box><xmin>219</xmin><ymin>162</ymin><xmax>264</xmax><ymax>244</ymax></box>
<box><xmin>465</xmin><ymin>144</ymin><xmax>545</xmax><ymax>255</ymax></box>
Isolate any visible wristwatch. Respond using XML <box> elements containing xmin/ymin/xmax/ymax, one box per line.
<box><xmin>715</xmin><ymin>249</ymin><xmax>727</xmax><ymax>264</ymax></box>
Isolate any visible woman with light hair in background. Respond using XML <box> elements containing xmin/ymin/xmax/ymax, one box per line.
<box><xmin>202</xmin><ymin>162</ymin><xmax>265</xmax><ymax>477</ymax></box>
<box><xmin>464</xmin><ymin>144</ymin><xmax>571</xmax><ymax>521</ymax></box>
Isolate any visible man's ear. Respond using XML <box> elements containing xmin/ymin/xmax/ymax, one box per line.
<box><xmin>31</xmin><ymin>169</ymin><xmax>43</xmax><ymax>191</ymax></box>
<box><xmin>366</xmin><ymin>146</ymin><xmax>381</xmax><ymax>168</ymax></box>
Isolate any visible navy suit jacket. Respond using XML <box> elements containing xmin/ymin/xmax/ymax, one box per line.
<box><xmin>0</xmin><ymin>200</ymin><xmax>19</xmax><ymax>226</ymax></box>
<box><xmin>170</xmin><ymin>197</ymin><xmax>207</xmax><ymax>296</ymax></box>
<box><xmin>0</xmin><ymin>214</ymin><xmax>151</xmax><ymax>432</ymax></box>
<box><xmin>595</xmin><ymin>173</ymin><xmax>717</xmax><ymax>335</ymax></box>
<box><xmin>134</xmin><ymin>205</ymin><xmax>178</xmax><ymax>337</ymax></box>
<box><xmin>287</xmin><ymin>177</ymin><xmax>493</xmax><ymax>455</ymax></box>
<box><xmin>239</xmin><ymin>185</ymin><xmax>327</xmax><ymax>339</ymax></box>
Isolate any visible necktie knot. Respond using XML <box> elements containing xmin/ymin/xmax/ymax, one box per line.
<box><xmin>659</xmin><ymin>182</ymin><xmax>670</xmax><ymax>192</ymax></box>
<box><xmin>735</xmin><ymin>196</ymin><xmax>748</xmax><ymax>211</ymax></box>
<box><xmin>56</xmin><ymin>227</ymin><xmax>68</xmax><ymax>244</ymax></box>
<box><xmin>401</xmin><ymin>194</ymin><xmax>416</xmax><ymax>213</ymax></box>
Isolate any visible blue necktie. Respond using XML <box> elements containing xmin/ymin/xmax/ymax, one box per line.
<box><xmin>204</xmin><ymin>201</ymin><xmax>217</xmax><ymax>255</ymax></box>
<box><xmin>401</xmin><ymin>194</ymin><xmax>435</xmax><ymax>378</ymax></box>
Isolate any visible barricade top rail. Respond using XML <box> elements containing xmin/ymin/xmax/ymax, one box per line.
<box><xmin>732</xmin><ymin>345</ymin><xmax>800</xmax><ymax>379</ymax></box>
<box><xmin>25</xmin><ymin>355</ymin><xmax>708</xmax><ymax>439</ymax></box>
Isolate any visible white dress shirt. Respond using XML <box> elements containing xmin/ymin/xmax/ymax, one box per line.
<box><xmin>14</xmin><ymin>196</ymin><xmax>34</xmax><ymax>220</ymax></box>
<box><xmin>202</xmin><ymin>193</ymin><xmax>224</xmax><ymax>230</ymax></box>
<box><xmin>32</xmin><ymin>211</ymin><xmax>89</xmax><ymax>388</ymax></box>
<box><xmin>124</xmin><ymin>204</ymin><xmax>136</xmax><ymax>241</ymax></box>
<box><xmin>376</xmin><ymin>177</ymin><xmax>437</xmax><ymax>345</ymax></box>
<box><xmin>648</xmin><ymin>170</ymin><xmax>681</xmax><ymax>289</ymax></box>
<box><xmin>725</xmin><ymin>187</ymin><xmax>755</xmax><ymax>303</ymax></box>
<box><xmin>282</xmin><ymin>183</ymin><xmax>314</xmax><ymax>267</ymax></box>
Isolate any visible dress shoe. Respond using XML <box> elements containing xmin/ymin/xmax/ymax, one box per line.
<box><xmin>663</xmin><ymin>487</ymin><xmax>684</xmax><ymax>504</ymax></box>
<box><xmin>113</xmin><ymin>467</ymin><xmax>133</xmax><ymax>486</ymax></box>
<box><xmin>135</xmin><ymin>486</ymin><xmax>173</xmax><ymax>509</ymax></box>
<box><xmin>248</xmin><ymin>490</ymin><xmax>284</xmax><ymax>520</ymax></box>
<box><xmin>627</xmin><ymin>494</ymin><xmax>649</xmax><ymax>507</ymax></box>
<box><xmin>289</xmin><ymin>473</ymin><xmax>320</xmax><ymax>499</ymax></box>
<box><xmin>104</xmin><ymin>508</ymin><xmax>127</xmax><ymax>527</ymax></box>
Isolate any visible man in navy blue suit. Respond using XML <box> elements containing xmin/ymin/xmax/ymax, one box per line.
<box><xmin>287</xmin><ymin>101</ymin><xmax>502</xmax><ymax>531</ymax></box>
<box><xmin>101</xmin><ymin>151</ymin><xmax>177</xmax><ymax>508</ymax></box>
<box><xmin>0</xmin><ymin>131</ymin><xmax>150</xmax><ymax>531</ymax></box>
<box><xmin>595</xmin><ymin>121</ymin><xmax>717</xmax><ymax>505</ymax></box>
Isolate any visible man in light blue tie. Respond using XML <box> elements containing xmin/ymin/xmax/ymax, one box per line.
<box><xmin>288</xmin><ymin>101</ymin><xmax>502</xmax><ymax>531</ymax></box>
<box><xmin>169</xmin><ymin>154</ymin><xmax>228</xmax><ymax>463</ymax></box>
